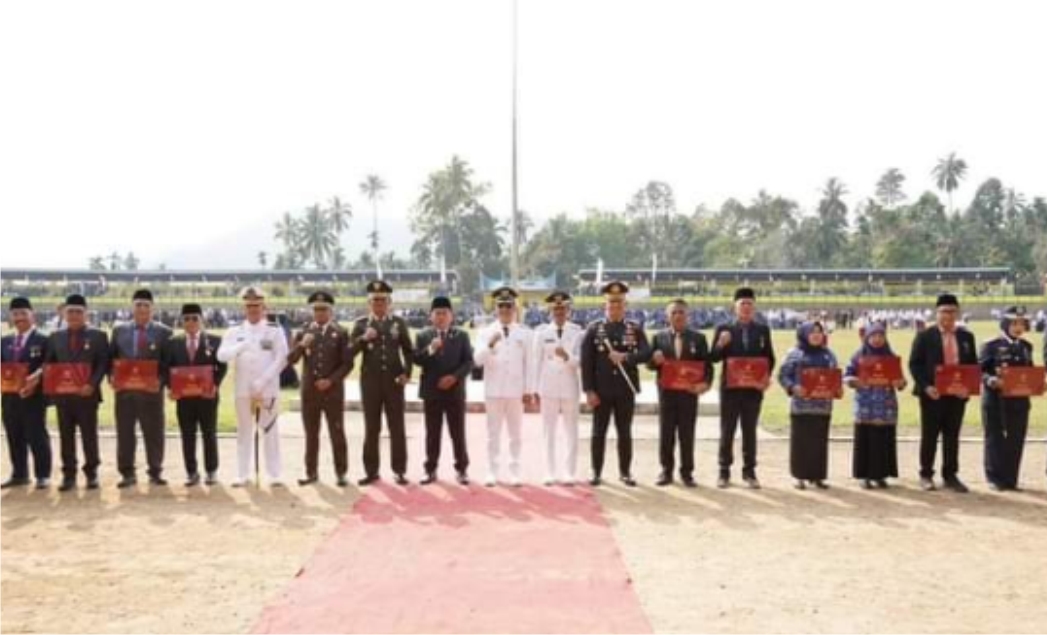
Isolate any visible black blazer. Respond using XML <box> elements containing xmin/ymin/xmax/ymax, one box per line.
<box><xmin>646</xmin><ymin>328</ymin><xmax>714</xmax><ymax>387</ymax></box>
<box><xmin>908</xmin><ymin>325</ymin><xmax>978</xmax><ymax>398</ymax></box>
<box><xmin>1</xmin><ymin>328</ymin><xmax>49</xmax><ymax>406</ymax></box>
<box><xmin>165</xmin><ymin>332</ymin><xmax>228</xmax><ymax>394</ymax></box>
<box><xmin>709</xmin><ymin>320</ymin><xmax>775</xmax><ymax>390</ymax></box>
<box><xmin>413</xmin><ymin>326</ymin><xmax>473</xmax><ymax>401</ymax></box>
<box><xmin>45</xmin><ymin>327</ymin><xmax>110</xmax><ymax>402</ymax></box>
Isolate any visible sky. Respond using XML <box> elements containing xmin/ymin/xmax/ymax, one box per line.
<box><xmin>2</xmin><ymin>0</ymin><xmax>1045</xmax><ymax>269</ymax></box>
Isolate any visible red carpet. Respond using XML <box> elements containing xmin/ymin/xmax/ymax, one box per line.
<box><xmin>253</xmin><ymin>415</ymin><xmax>651</xmax><ymax>634</ymax></box>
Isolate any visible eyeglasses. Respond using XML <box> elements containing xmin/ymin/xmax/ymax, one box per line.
<box><xmin>245</xmin><ymin>303</ymin><xmax>263</xmax><ymax>310</ymax></box>
<box><xmin>183</xmin><ymin>316</ymin><xmax>200</xmax><ymax>322</ymax></box>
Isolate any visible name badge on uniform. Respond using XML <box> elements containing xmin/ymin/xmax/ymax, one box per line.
<box><xmin>261</xmin><ymin>339</ymin><xmax>274</xmax><ymax>351</ymax></box>
<box><xmin>30</xmin><ymin>346</ymin><xmax>42</xmax><ymax>358</ymax></box>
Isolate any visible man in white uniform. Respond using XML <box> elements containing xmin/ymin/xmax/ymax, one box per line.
<box><xmin>473</xmin><ymin>287</ymin><xmax>533</xmax><ymax>487</ymax></box>
<box><xmin>530</xmin><ymin>291</ymin><xmax>583</xmax><ymax>486</ymax></box>
<box><xmin>217</xmin><ymin>287</ymin><xmax>288</xmax><ymax>486</ymax></box>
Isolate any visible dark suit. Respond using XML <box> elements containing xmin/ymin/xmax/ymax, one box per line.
<box><xmin>166</xmin><ymin>332</ymin><xmax>227</xmax><ymax>477</ymax></box>
<box><xmin>1</xmin><ymin>329</ymin><xmax>52</xmax><ymax>480</ymax></box>
<box><xmin>978</xmin><ymin>335</ymin><xmax>1032</xmax><ymax>489</ymax></box>
<box><xmin>414</xmin><ymin>326</ymin><xmax>473</xmax><ymax>474</ymax></box>
<box><xmin>909</xmin><ymin>325</ymin><xmax>978</xmax><ymax>480</ymax></box>
<box><xmin>45</xmin><ymin>327</ymin><xmax>109</xmax><ymax>480</ymax></box>
<box><xmin>709</xmin><ymin>320</ymin><xmax>776</xmax><ymax>478</ymax></box>
<box><xmin>110</xmin><ymin>321</ymin><xmax>172</xmax><ymax>479</ymax></box>
<box><xmin>287</xmin><ymin>322</ymin><xmax>353</xmax><ymax>478</ymax></box>
<box><xmin>648</xmin><ymin>328</ymin><xmax>714</xmax><ymax>479</ymax></box>
<box><xmin>350</xmin><ymin>315</ymin><xmax>413</xmax><ymax>477</ymax></box>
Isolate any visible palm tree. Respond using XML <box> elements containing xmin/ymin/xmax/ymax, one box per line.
<box><xmin>299</xmin><ymin>204</ymin><xmax>338</xmax><ymax>269</ymax></box>
<box><xmin>107</xmin><ymin>251</ymin><xmax>122</xmax><ymax>271</ymax></box>
<box><xmin>257</xmin><ymin>251</ymin><xmax>268</xmax><ymax>268</ymax></box>
<box><xmin>359</xmin><ymin>174</ymin><xmax>387</xmax><ymax>261</ymax></box>
<box><xmin>88</xmin><ymin>256</ymin><xmax>106</xmax><ymax>270</ymax></box>
<box><xmin>816</xmin><ymin>177</ymin><xmax>849</xmax><ymax>263</ymax></box>
<box><xmin>326</xmin><ymin>196</ymin><xmax>352</xmax><ymax>235</ymax></box>
<box><xmin>875</xmin><ymin>168</ymin><xmax>907</xmax><ymax>208</ymax></box>
<box><xmin>932</xmin><ymin>152</ymin><xmax>968</xmax><ymax>213</ymax></box>
<box><xmin>274</xmin><ymin>212</ymin><xmax>300</xmax><ymax>249</ymax></box>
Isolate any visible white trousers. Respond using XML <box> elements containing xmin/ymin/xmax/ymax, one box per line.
<box><xmin>235</xmin><ymin>396</ymin><xmax>282</xmax><ymax>482</ymax></box>
<box><xmin>540</xmin><ymin>396</ymin><xmax>579</xmax><ymax>481</ymax></box>
<box><xmin>486</xmin><ymin>397</ymin><xmax>523</xmax><ymax>480</ymax></box>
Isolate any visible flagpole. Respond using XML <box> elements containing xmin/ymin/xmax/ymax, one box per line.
<box><xmin>509</xmin><ymin>0</ymin><xmax>520</xmax><ymax>289</ymax></box>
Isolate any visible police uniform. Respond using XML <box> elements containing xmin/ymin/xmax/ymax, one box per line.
<box><xmin>979</xmin><ymin>306</ymin><xmax>1034</xmax><ymax>490</ymax></box>
<box><xmin>216</xmin><ymin>287</ymin><xmax>289</xmax><ymax>485</ymax></box>
<box><xmin>349</xmin><ymin>280</ymin><xmax>413</xmax><ymax>485</ymax></box>
<box><xmin>531</xmin><ymin>291</ymin><xmax>584</xmax><ymax>485</ymax></box>
<box><xmin>109</xmin><ymin>288</ymin><xmax>173</xmax><ymax>486</ymax></box>
<box><xmin>287</xmin><ymin>291</ymin><xmax>353</xmax><ymax>485</ymax></box>
<box><xmin>580</xmin><ymin>281</ymin><xmax>651</xmax><ymax>486</ymax></box>
<box><xmin>473</xmin><ymin>287</ymin><xmax>534</xmax><ymax>486</ymax></box>
<box><xmin>1</xmin><ymin>297</ymin><xmax>52</xmax><ymax>489</ymax></box>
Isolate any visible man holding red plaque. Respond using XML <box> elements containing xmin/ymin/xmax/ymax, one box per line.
<box><xmin>979</xmin><ymin>306</ymin><xmax>1036</xmax><ymax>491</ymax></box>
<box><xmin>647</xmin><ymin>299</ymin><xmax>712</xmax><ymax>487</ymax></box>
<box><xmin>166</xmin><ymin>303</ymin><xmax>226</xmax><ymax>487</ymax></box>
<box><xmin>45</xmin><ymin>294</ymin><xmax>109</xmax><ymax>492</ymax></box>
<box><xmin>709</xmin><ymin>287</ymin><xmax>775</xmax><ymax>489</ymax></box>
<box><xmin>909</xmin><ymin>293</ymin><xmax>978</xmax><ymax>493</ymax></box>
<box><xmin>109</xmin><ymin>289</ymin><xmax>172</xmax><ymax>488</ymax></box>
<box><xmin>1</xmin><ymin>297</ymin><xmax>52</xmax><ymax>490</ymax></box>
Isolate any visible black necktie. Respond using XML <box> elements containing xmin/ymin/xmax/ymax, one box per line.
<box><xmin>503</xmin><ymin>326</ymin><xmax>509</xmax><ymax>339</ymax></box>
<box><xmin>557</xmin><ymin>326</ymin><xmax>563</xmax><ymax>339</ymax></box>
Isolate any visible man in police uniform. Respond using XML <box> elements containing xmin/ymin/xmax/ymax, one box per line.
<box><xmin>414</xmin><ymin>296</ymin><xmax>474</xmax><ymax>485</ymax></box>
<box><xmin>1</xmin><ymin>297</ymin><xmax>52</xmax><ymax>489</ymax></box>
<box><xmin>110</xmin><ymin>289</ymin><xmax>173</xmax><ymax>488</ymax></box>
<box><xmin>217</xmin><ymin>287</ymin><xmax>288</xmax><ymax>487</ymax></box>
<box><xmin>474</xmin><ymin>287</ymin><xmax>534</xmax><ymax>487</ymax></box>
<box><xmin>531</xmin><ymin>290</ymin><xmax>584</xmax><ymax>486</ymax></box>
<box><xmin>580</xmin><ymin>281</ymin><xmax>651</xmax><ymax>487</ymax></box>
<box><xmin>350</xmin><ymin>280</ymin><xmax>413</xmax><ymax>485</ymax></box>
<box><xmin>648</xmin><ymin>298</ymin><xmax>713</xmax><ymax>487</ymax></box>
<box><xmin>45</xmin><ymin>294</ymin><xmax>110</xmax><ymax>492</ymax></box>
<box><xmin>710</xmin><ymin>287</ymin><xmax>775</xmax><ymax>489</ymax></box>
<box><xmin>287</xmin><ymin>291</ymin><xmax>353</xmax><ymax>487</ymax></box>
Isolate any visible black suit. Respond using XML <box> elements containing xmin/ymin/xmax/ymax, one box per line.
<box><xmin>908</xmin><ymin>325</ymin><xmax>978</xmax><ymax>480</ymax></box>
<box><xmin>1</xmin><ymin>329</ymin><xmax>52</xmax><ymax>480</ymax></box>
<box><xmin>45</xmin><ymin>327</ymin><xmax>110</xmax><ymax>480</ymax></box>
<box><xmin>709</xmin><ymin>320</ymin><xmax>776</xmax><ymax>478</ymax></box>
<box><xmin>165</xmin><ymin>332</ymin><xmax>227</xmax><ymax>477</ymax></box>
<box><xmin>414</xmin><ymin>326</ymin><xmax>473</xmax><ymax>474</ymax></box>
<box><xmin>648</xmin><ymin>328</ymin><xmax>714</xmax><ymax>479</ymax></box>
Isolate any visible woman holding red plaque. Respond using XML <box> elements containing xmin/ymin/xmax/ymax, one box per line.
<box><xmin>844</xmin><ymin>322</ymin><xmax>906</xmax><ymax>489</ymax></box>
<box><xmin>777</xmin><ymin>321</ymin><xmax>840</xmax><ymax>490</ymax></box>
<box><xmin>979</xmin><ymin>306</ymin><xmax>1035</xmax><ymax>491</ymax></box>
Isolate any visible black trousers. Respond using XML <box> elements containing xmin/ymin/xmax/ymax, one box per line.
<box><xmin>918</xmin><ymin>395</ymin><xmax>967</xmax><ymax>479</ymax></box>
<box><xmin>361</xmin><ymin>379</ymin><xmax>407</xmax><ymax>477</ymax></box>
<box><xmin>56</xmin><ymin>398</ymin><xmax>100</xmax><ymax>479</ymax></box>
<box><xmin>301</xmin><ymin>390</ymin><xmax>348</xmax><ymax>478</ymax></box>
<box><xmin>591</xmin><ymin>392</ymin><xmax>635</xmax><ymax>477</ymax></box>
<box><xmin>982</xmin><ymin>395</ymin><xmax>1029</xmax><ymax>488</ymax></box>
<box><xmin>115</xmin><ymin>391</ymin><xmax>166</xmax><ymax>478</ymax></box>
<box><xmin>719</xmin><ymin>389</ymin><xmax>762</xmax><ymax>477</ymax></box>
<box><xmin>423</xmin><ymin>396</ymin><xmax>469</xmax><ymax>474</ymax></box>
<box><xmin>2</xmin><ymin>396</ymin><xmax>52</xmax><ymax>480</ymax></box>
<box><xmin>658</xmin><ymin>390</ymin><xmax>698</xmax><ymax>478</ymax></box>
<box><xmin>176</xmin><ymin>397</ymin><xmax>219</xmax><ymax>476</ymax></box>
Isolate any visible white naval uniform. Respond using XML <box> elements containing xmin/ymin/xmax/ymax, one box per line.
<box><xmin>217</xmin><ymin>319</ymin><xmax>289</xmax><ymax>483</ymax></box>
<box><xmin>531</xmin><ymin>320</ymin><xmax>583</xmax><ymax>483</ymax></box>
<box><xmin>473</xmin><ymin>321</ymin><xmax>533</xmax><ymax>483</ymax></box>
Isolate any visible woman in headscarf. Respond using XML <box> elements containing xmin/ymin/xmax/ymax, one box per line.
<box><xmin>844</xmin><ymin>321</ymin><xmax>907</xmax><ymax>489</ymax></box>
<box><xmin>778</xmin><ymin>321</ymin><xmax>840</xmax><ymax>489</ymax></box>
<box><xmin>979</xmin><ymin>306</ymin><xmax>1035</xmax><ymax>491</ymax></box>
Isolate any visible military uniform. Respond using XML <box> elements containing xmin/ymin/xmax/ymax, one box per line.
<box><xmin>287</xmin><ymin>291</ymin><xmax>353</xmax><ymax>484</ymax></box>
<box><xmin>979</xmin><ymin>307</ymin><xmax>1034</xmax><ymax>490</ymax></box>
<box><xmin>1</xmin><ymin>297</ymin><xmax>52</xmax><ymax>488</ymax></box>
<box><xmin>580</xmin><ymin>281</ymin><xmax>651</xmax><ymax>485</ymax></box>
<box><xmin>350</xmin><ymin>281</ymin><xmax>413</xmax><ymax>483</ymax></box>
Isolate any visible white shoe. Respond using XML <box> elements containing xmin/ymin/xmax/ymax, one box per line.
<box><xmin>543</xmin><ymin>476</ymin><xmax>557</xmax><ymax>487</ymax></box>
<box><xmin>484</xmin><ymin>475</ymin><xmax>497</xmax><ymax>487</ymax></box>
<box><xmin>560</xmin><ymin>477</ymin><xmax>576</xmax><ymax>487</ymax></box>
<box><xmin>509</xmin><ymin>476</ymin><xmax>523</xmax><ymax>487</ymax></box>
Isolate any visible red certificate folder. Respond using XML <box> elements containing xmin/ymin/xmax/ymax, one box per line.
<box><xmin>1</xmin><ymin>363</ymin><xmax>29</xmax><ymax>394</ymax></box>
<box><xmin>112</xmin><ymin>359</ymin><xmax>160</xmax><ymax>392</ymax></box>
<box><xmin>998</xmin><ymin>366</ymin><xmax>1046</xmax><ymax>398</ymax></box>
<box><xmin>44</xmin><ymin>363</ymin><xmax>91</xmax><ymax>396</ymax></box>
<box><xmin>726</xmin><ymin>357</ymin><xmax>770</xmax><ymax>389</ymax></box>
<box><xmin>934</xmin><ymin>364</ymin><xmax>982</xmax><ymax>397</ymax></box>
<box><xmin>800</xmin><ymin>367</ymin><xmax>843</xmax><ymax>400</ymax></box>
<box><xmin>169</xmin><ymin>366</ymin><xmax>215</xmax><ymax>399</ymax></box>
<box><xmin>659</xmin><ymin>360</ymin><xmax>707</xmax><ymax>392</ymax></box>
<box><xmin>856</xmin><ymin>356</ymin><xmax>903</xmax><ymax>387</ymax></box>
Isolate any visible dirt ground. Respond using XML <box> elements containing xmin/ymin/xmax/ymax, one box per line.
<box><xmin>2</xmin><ymin>414</ymin><xmax>1046</xmax><ymax>634</ymax></box>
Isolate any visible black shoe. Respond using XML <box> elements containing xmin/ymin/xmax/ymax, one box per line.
<box><xmin>589</xmin><ymin>475</ymin><xmax>602</xmax><ymax>487</ymax></box>
<box><xmin>358</xmin><ymin>475</ymin><xmax>380</xmax><ymax>486</ymax></box>
<box><xmin>943</xmin><ymin>477</ymin><xmax>969</xmax><ymax>493</ymax></box>
<box><xmin>85</xmin><ymin>476</ymin><xmax>100</xmax><ymax>490</ymax></box>
<box><xmin>149</xmin><ymin>476</ymin><xmax>168</xmax><ymax>487</ymax></box>
<box><xmin>655</xmin><ymin>473</ymin><xmax>672</xmax><ymax>487</ymax></box>
<box><xmin>1</xmin><ymin>477</ymin><xmax>31</xmax><ymax>489</ymax></box>
<box><xmin>420</xmin><ymin>472</ymin><xmax>437</xmax><ymax>485</ymax></box>
<box><xmin>860</xmin><ymin>479</ymin><xmax>874</xmax><ymax>490</ymax></box>
<box><xmin>875</xmin><ymin>479</ymin><xmax>889</xmax><ymax>489</ymax></box>
<box><xmin>919</xmin><ymin>476</ymin><xmax>936</xmax><ymax>491</ymax></box>
<box><xmin>117</xmin><ymin>476</ymin><xmax>137</xmax><ymax>489</ymax></box>
<box><xmin>456</xmin><ymin>472</ymin><xmax>470</xmax><ymax>486</ymax></box>
<box><xmin>988</xmin><ymin>482</ymin><xmax>1005</xmax><ymax>492</ymax></box>
<box><xmin>681</xmin><ymin>476</ymin><xmax>697</xmax><ymax>488</ymax></box>
<box><xmin>205</xmin><ymin>472</ymin><xmax>218</xmax><ymax>486</ymax></box>
<box><xmin>717</xmin><ymin>475</ymin><xmax>730</xmax><ymax>489</ymax></box>
<box><xmin>297</xmin><ymin>476</ymin><xmax>318</xmax><ymax>486</ymax></box>
<box><xmin>185</xmin><ymin>474</ymin><xmax>201</xmax><ymax>487</ymax></box>
<box><xmin>813</xmin><ymin>480</ymin><xmax>829</xmax><ymax>490</ymax></box>
<box><xmin>336</xmin><ymin>475</ymin><xmax>349</xmax><ymax>487</ymax></box>
<box><xmin>394</xmin><ymin>473</ymin><xmax>409</xmax><ymax>485</ymax></box>
<box><xmin>794</xmin><ymin>479</ymin><xmax>807</xmax><ymax>490</ymax></box>
<box><xmin>35</xmin><ymin>478</ymin><xmax>51</xmax><ymax>490</ymax></box>
<box><xmin>619</xmin><ymin>475</ymin><xmax>637</xmax><ymax>487</ymax></box>
<box><xmin>58</xmin><ymin>478</ymin><xmax>76</xmax><ymax>492</ymax></box>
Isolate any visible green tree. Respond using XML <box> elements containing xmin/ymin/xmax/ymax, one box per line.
<box><xmin>932</xmin><ymin>152</ymin><xmax>968</xmax><ymax>213</ymax></box>
<box><xmin>875</xmin><ymin>168</ymin><xmax>907</xmax><ymax>208</ymax></box>
<box><xmin>359</xmin><ymin>174</ymin><xmax>387</xmax><ymax>259</ymax></box>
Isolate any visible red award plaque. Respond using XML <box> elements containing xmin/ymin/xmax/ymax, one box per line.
<box><xmin>726</xmin><ymin>357</ymin><xmax>770</xmax><ymax>389</ymax></box>
<box><xmin>112</xmin><ymin>359</ymin><xmax>161</xmax><ymax>393</ymax></box>
<box><xmin>1</xmin><ymin>363</ymin><xmax>29</xmax><ymax>394</ymax></box>
<box><xmin>800</xmin><ymin>367</ymin><xmax>843</xmax><ymax>400</ymax></box>
<box><xmin>43</xmin><ymin>363</ymin><xmax>91</xmax><ymax>396</ymax></box>
<box><xmin>659</xmin><ymin>360</ymin><xmax>707</xmax><ymax>392</ymax></box>
<box><xmin>934</xmin><ymin>364</ymin><xmax>982</xmax><ymax>397</ymax></box>
<box><xmin>998</xmin><ymin>366</ymin><xmax>1046</xmax><ymax>398</ymax></box>
<box><xmin>856</xmin><ymin>356</ymin><xmax>903</xmax><ymax>387</ymax></box>
<box><xmin>170</xmin><ymin>366</ymin><xmax>215</xmax><ymax>399</ymax></box>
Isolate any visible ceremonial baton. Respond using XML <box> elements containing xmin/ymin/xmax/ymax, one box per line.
<box><xmin>602</xmin><ymin>338</ymin><xmax>637</xmax><ymax>395</ymax></box>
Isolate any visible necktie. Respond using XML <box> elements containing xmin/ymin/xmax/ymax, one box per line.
<box><xmin>13</xmin><ymin>333</ymin><xmax>25</xmax><ymax>360</ymax></box>
<box><xmin>136</xmin><ymin>326</ymin><xmax>148</xmax><ymax>358</ymax></box>
<box><xmin>188</xmin><ymin>334</ymin><xmax>198</xmax><ymax>360</ymax></box>
<box><xmin>742</xmin><ymin>326</ymin><xmax>750</xmax><ymax>350</ymax></box>
<box><xmin>503</xmin><ymin>326</ymin><xmax>510</xmax><ymax>339</ymax></box>
<box><xmin>674</xmin><ymin>332</ymin><xmax>683</xmax><ymax>359</ymax></box>
<box><xmin>943</xmin><ymin>330</ymin><xmax>959</xmax><ymax>365</ymax></box>
<box><xmin>70</xmin><ymin>330</ymin><xmax>81</xmax><ymax>354</ymax></box>
<box><xmin>557</xmin><ymin>326</ymin><xmax>563</xmax><ymax>339</ymax></box>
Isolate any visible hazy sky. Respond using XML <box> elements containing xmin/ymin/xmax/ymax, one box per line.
<box><xmin>2</xmin><ymin>0</ymin><xmax>1044</xmax><ymax>269</ymax></box>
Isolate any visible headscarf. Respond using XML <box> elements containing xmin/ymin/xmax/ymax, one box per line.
<box><xmin>859</xmin><ymin>320</ymin><xmax>894</xmax><ymax>357</ymax></box>
<box><xmin>796</xmin><ymin>321</ymin><xmax>826</xmax><ymax>353</ymax></box>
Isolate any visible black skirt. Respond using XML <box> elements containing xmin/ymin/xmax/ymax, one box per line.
<box><xmin>789</xmin><ymin>414</ymin><xmax>831</xmax><ymax>480</ymax></box>
<box><xmin>851</xmin><ymin>423</ymin><xmax>898</xmax><ymax>480</ymax></box>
